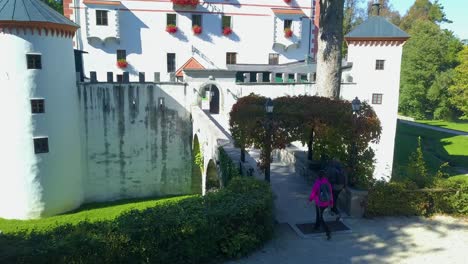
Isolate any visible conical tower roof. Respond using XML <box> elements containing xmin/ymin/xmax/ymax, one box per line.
<box><xmin>345</xmin><ymin>16</ymin><xmax>408</xmax><ymax>40</ymax></box>
<box><xmin>0</xmin><ymin>0</ymin><xmax>78</xmax><ymax>36</ymax></box>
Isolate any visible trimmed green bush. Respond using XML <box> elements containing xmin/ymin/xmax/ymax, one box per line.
<box><xmin>366</xmin><ymin>179</ymin><xmax>468</xmax><ymax>217</ymax></box>
<box><xmin>0</xmin><ymin>178</ymin><xmax>274</xmax><ymax>264</ymax></box>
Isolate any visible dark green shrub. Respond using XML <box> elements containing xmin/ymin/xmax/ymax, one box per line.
<box><xmin>366</xmin><ymin>179</ymin><xmax>468</xmax><ymax>217</ymax></box>
<box><xmin>0</xmin><ymin>178</ymin><xmax>274</xmax><ymax>264</ymax></box>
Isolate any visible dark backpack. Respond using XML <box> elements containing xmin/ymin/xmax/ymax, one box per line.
<box><xmin>319</xmin><ymin>183</ymin><xmax>331</xmax><ymax>203</ymax></box>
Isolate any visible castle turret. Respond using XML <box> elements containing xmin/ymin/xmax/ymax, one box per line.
<box><xmin>344</xmin><ymin>5</ymin><xmax>409</xmax><ymax>179</ymax></box>
<box><xmin>0</xmin><ymin>0</ymin><xmax>83</xmax><ymax>219</ymax></box>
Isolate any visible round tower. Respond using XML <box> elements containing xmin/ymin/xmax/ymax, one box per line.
<box><xmin>0</xmin><ymin>0</ymin><xmax>84</xmax><ymax>219</ymax></box>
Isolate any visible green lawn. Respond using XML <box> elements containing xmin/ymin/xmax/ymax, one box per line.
<box><xmin>0</xmin><ymin>195</ymin><xmax>192</xmax><ymax>234</ymax></box>
<box><xmin>448</xmin><ymin>175</ymin><xmax>468</xmax><ymax>183</ymax></box>
<box><xmin>415</xmin><ymin>120</ymin><xmax>468</xmax><ymax>133</ymax></box>
<box><xmin>393</xmin><ymin>121</ymin><xmax>468</xmax><ymax>178</ymax></box>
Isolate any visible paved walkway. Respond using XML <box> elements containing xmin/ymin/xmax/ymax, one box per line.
<box><xmin>208</xmin><ymin>112</ymin><xmax>468</xmax><ymax>263</ymax></box>
<box><xmin>398</xmin><ymin>119</ymin><xmax>468</xmax><ymax>136</ymax></box>
<box><xmin>226</xmin><ymin>160</ymin><xmax>468</xmax><ymax>264</ymax></box>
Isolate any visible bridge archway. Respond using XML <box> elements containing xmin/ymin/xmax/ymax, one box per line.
<box><xmin>191</xmin><ymin>134</ymin><xmax>203</xmax><ymax>194</ymax></box>
<box><xmin>205</xmin><ymin>159</ymin><xmax>220</xmax><ymax>191</ymax></box>
<box><xmin>198</xmin><ymin>81</ymin><xmax>224</xmax><ymax>114</ymax></box>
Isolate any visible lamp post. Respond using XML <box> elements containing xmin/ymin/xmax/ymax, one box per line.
<box><xmin>264</xmin><ymin>98</ymin><xmax>274</xmax><ymax>182</ymax></box>
<box><xmin>350</xmin><ymin>97</ymin><xmax>361</xmax><ymax>184</ymax></box>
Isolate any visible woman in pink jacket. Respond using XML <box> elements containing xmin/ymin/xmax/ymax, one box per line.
<box><xmin>309</xmin><ymin>170</ymin><xmax>334</xmax><ymax>240</ymax></box>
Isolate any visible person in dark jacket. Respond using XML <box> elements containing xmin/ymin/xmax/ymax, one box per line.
<box><xmin>326</xmin><ymin>159</ymin><xmax>347</xmax><ymax>221</ymax></box>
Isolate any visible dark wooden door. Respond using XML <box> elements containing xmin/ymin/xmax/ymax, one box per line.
<box><xmin>210</xmin><ymin>86</ymin><xmax>220</xmax><ymax>114</ymax></box>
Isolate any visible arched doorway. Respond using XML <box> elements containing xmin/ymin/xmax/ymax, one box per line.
<box><xmin>206</xmin><ymin>159</ymin><xmax>220</xmax><ymax>191</ymax></box>
<box><xmin>191</xmin><ymin>135</ymin><xmax>202</xmax><ymax>194</ymax></box>
<box><xmin>209</xmin><ymin>85</ymin><xmax>220</xmax><ymax>114</ymax></box>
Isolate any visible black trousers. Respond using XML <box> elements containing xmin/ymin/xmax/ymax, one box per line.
<box><xmin>331</xmin><ymin>188</ymin><xmax>343</xmax><ymax>214</ymax></box>
<box><xmin>315</xmin><ymin>204</ymin><xmax>330</xmax><ymax>235</ymax></box>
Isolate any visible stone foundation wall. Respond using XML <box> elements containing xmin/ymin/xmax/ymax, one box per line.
<box><xmin>78</xmin><ymin>83</ymin><xmax>193</xmax><ymax>203</ymax></box>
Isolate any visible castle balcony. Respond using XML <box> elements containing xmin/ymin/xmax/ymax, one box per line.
<box><xmin>84</xmin><ymin>0</ymin><xmax>121</xmax><ymax>43</ymax></box>
<box><xmin>271</xmin><ymin>8</ymin><xmax>305</xmax><ymax>51</ymax></box>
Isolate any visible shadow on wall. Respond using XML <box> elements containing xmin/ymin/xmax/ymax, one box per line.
<box><xmin>88</xmin><ymin>6</ymin><xmax>148</xmax><ymax>55</ymax></box>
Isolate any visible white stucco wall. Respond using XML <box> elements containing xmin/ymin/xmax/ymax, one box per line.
<box><xmin>73</xmin><ymin>0</ymin><xmax>317</xmax><ymax>82</ymax></box>
<box><xmin>78</xmin><ymin>83</ymin><xmax>193</xmax><ymax>202</ymax></box>
<box><xmin>342</xmin><ymin>42</ymin><xmax>404</xmax><ymax>180</ymax></box>
<box><xmin>0</xmin><ymin>31</ymin><xmax>84</xmax><ymax>219</ymax></box>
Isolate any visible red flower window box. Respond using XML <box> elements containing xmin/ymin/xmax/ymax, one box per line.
<box><xmin>223</xmin><ymin>27</ymin><xmax>233</xmax><ymax>36</ymax></box>
<box><xmin>166</xmin><ymin>24</ymin><xmax>178</xmax><ymax>33</ymax></box>
<box><xmin>171</xmin><ymin>0</ymin><xmax>199</xmax><ymax>7</ymax></box>
<box><xmin>284</xmin><ymin>28</ymin><xmax>293</xmax><ymax>38</ymax></box>
<box><xmin>117</xmin><ymin>59</ymin><xmax>128</xmax><ymax>69</ymax></box>
<box><xmin>193</xmin><ymin>25</ymin><xmax>202</xmax><ymax>35</ymax></box>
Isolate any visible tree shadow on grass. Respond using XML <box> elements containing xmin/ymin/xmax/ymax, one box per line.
<box><xmin>393</xmin><ymin>120</ymin><xmax>468</xmax><ymax>179</ymax></box>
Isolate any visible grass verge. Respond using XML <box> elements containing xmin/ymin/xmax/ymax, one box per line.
<box><xmin>0</xmin><ymin>195</ymin><xmax>190</xmax><ymax>234</ymax></box>
<box><xmin>415</xmin><ymin>120</ymin><xmax>468</xmax><ymax>133</ymax></box>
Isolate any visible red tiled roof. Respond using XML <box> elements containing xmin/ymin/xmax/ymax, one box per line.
<box><xmin>271</xmin><ymin>8</ymin><xmax>305</xmax><ymax>16</ymax></box>
<box><xmin>176</xmin><ymin>57</ymin><xmax>205</xmax><ymax>77</ymax></box>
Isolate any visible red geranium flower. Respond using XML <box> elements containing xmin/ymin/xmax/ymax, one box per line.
<box><xmin>117</xmin><ymin>59</ymin><xmax>128</xmax><ymax>69</ymax></box>
<box><xmin>171</xmin><ymin>0</ymin><xmax>199</xmax><ymax>7</ymax></box>
<box><xmin>166</xmin><ymin>24</ymin><xmax>178</xmax><ymax>33</ymax></box>
<box><xmin>193</xmin><ymin>25</ymin><xmax>202</xmax><ymax>35</ymax></box>
<box><xmin>223</xmin><ymin>27</ymin><xmax>233</xmax><ymax>36</ymax></box>
<box><xmin>284</xmin><ymin>28</ymin><xmax>293</xmax><ymax>38</ymax></box>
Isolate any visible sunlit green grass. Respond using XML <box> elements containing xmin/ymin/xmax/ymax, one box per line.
<box><xmin>416</xmin><ymin>120</ymin><xmax>468</xmax><ymax>133</ymax></box>
<box><xmin>0</xmin><ymin>195</ymin><xmax>193</xmax><ymax>234</ymax></box>
<box><xmin>448</xmin><ymin>175</ymin><xmax>468</xmax><ymax>183</ymax></box>
<box><xmin>393</xmin><ymin>121</ymin><xmax>468</xmax><ymax>177</ymax></box>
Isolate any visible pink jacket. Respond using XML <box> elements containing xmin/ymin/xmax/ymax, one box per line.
<box><xmin>309</xmin><ymin>177</ymin><xmax>334</xmax><ymax>208</ymax></box>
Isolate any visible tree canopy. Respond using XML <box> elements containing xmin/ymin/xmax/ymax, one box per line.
<box><xmin>44</xmin><ymin>0</ymin><xmax>63</xmax><ymax>14</ymax></box>
<box><xmin>229</xmin><ymin>94</ymin><xmax>382</xmax><ymax>188</ymax></box>
<box><xmin>399</xmin><ymin>20</ymin><xmax>463</xmax><ymax>119</ymax></box>
<box><xmin>448</xmin><ymin>46</ymin><xmax>468</xmax><ymax>119</ymax></box>
<box><xmin>398</xmin><ymin>0</ymin><xmax>464</xmax><ymax>120</ymax></box>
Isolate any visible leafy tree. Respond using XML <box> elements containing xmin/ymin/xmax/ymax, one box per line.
<box><xmin>316</xmin><ymin>0</ymin><xmax>345</xmax><ymax>98</ymax></box>
<box><xmin>366</xmin><ymin>0</ymin><xmax>401</xmax><ymax>26</ymax></box>
<box><xmin>427</xmin><ymin>69</ymin><xmax>456</xmax><ymax>120</ymax></box>
<box><xmin>399</xmin><ymin>20</ymin><xmax>462</xmax><ymax>119</ymax></box>
<box><xmin>229</xmin><ymin>95</ymin><xmax>382</xmax><ymax>188</ymax></box>
<box><xmin>44</xmin><ymin>0</ymin><xmax>63</xmax><ymax>15</ymax></box>
<box><xmin>448</xmin><ymin>46</ymin><xmax>468</xmax><ymax>119</ymax></box>
<box><xmin>399</xmin><ymin>0</ymin><xmax>451</xmax><ymax>31</ymax></box>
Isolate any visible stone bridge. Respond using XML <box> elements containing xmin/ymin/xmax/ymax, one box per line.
<box><xmin>191</xmin><ymin>106</ymin><xmax>260</xmax><ymax>194</ymax></box>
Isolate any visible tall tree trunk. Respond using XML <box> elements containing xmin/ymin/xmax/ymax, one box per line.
<box><xmin>316</xmin><ymin>0</ymin><xmax>345</xmax><ymax>99</ymax></box>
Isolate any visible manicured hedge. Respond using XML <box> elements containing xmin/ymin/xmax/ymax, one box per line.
<box><xmin>0</xmin><ymin>178</ymin><xmax>274</xmax><ymax>264</ymax></box>
<box><xmin>366</xmin><ymin>179</ymin><xmax>468</xmax><ymax>217</ymax></box>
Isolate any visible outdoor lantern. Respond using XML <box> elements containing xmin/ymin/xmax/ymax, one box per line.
<box><xmin>352</xmin><ymin>96</ymin><xmax>361</xmax><ymax>113</ymax></box>
<box><xmin>265</xmin><ymin>98</ymin><xmax>274</xmax><ymax>114</ymax></box>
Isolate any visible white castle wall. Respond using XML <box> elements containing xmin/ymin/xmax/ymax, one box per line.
<box><xmin>0</xmin><ymin>31</ymin><xmax>84</xmax><ymax>219</ymax></box>
<box><xmin>78</xmin><ymin>83</ymin><xmax>193</xmax><ymax>202</ymax></box>
<box><xmin>342</xmin><ymin>42</ymin><xmax>404</xmax><ymax>180</ymax></box>
<box><xmin>73</xmin><ymin>0</ymin><xmax>316</xmax><ymax>82</ymax></box>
